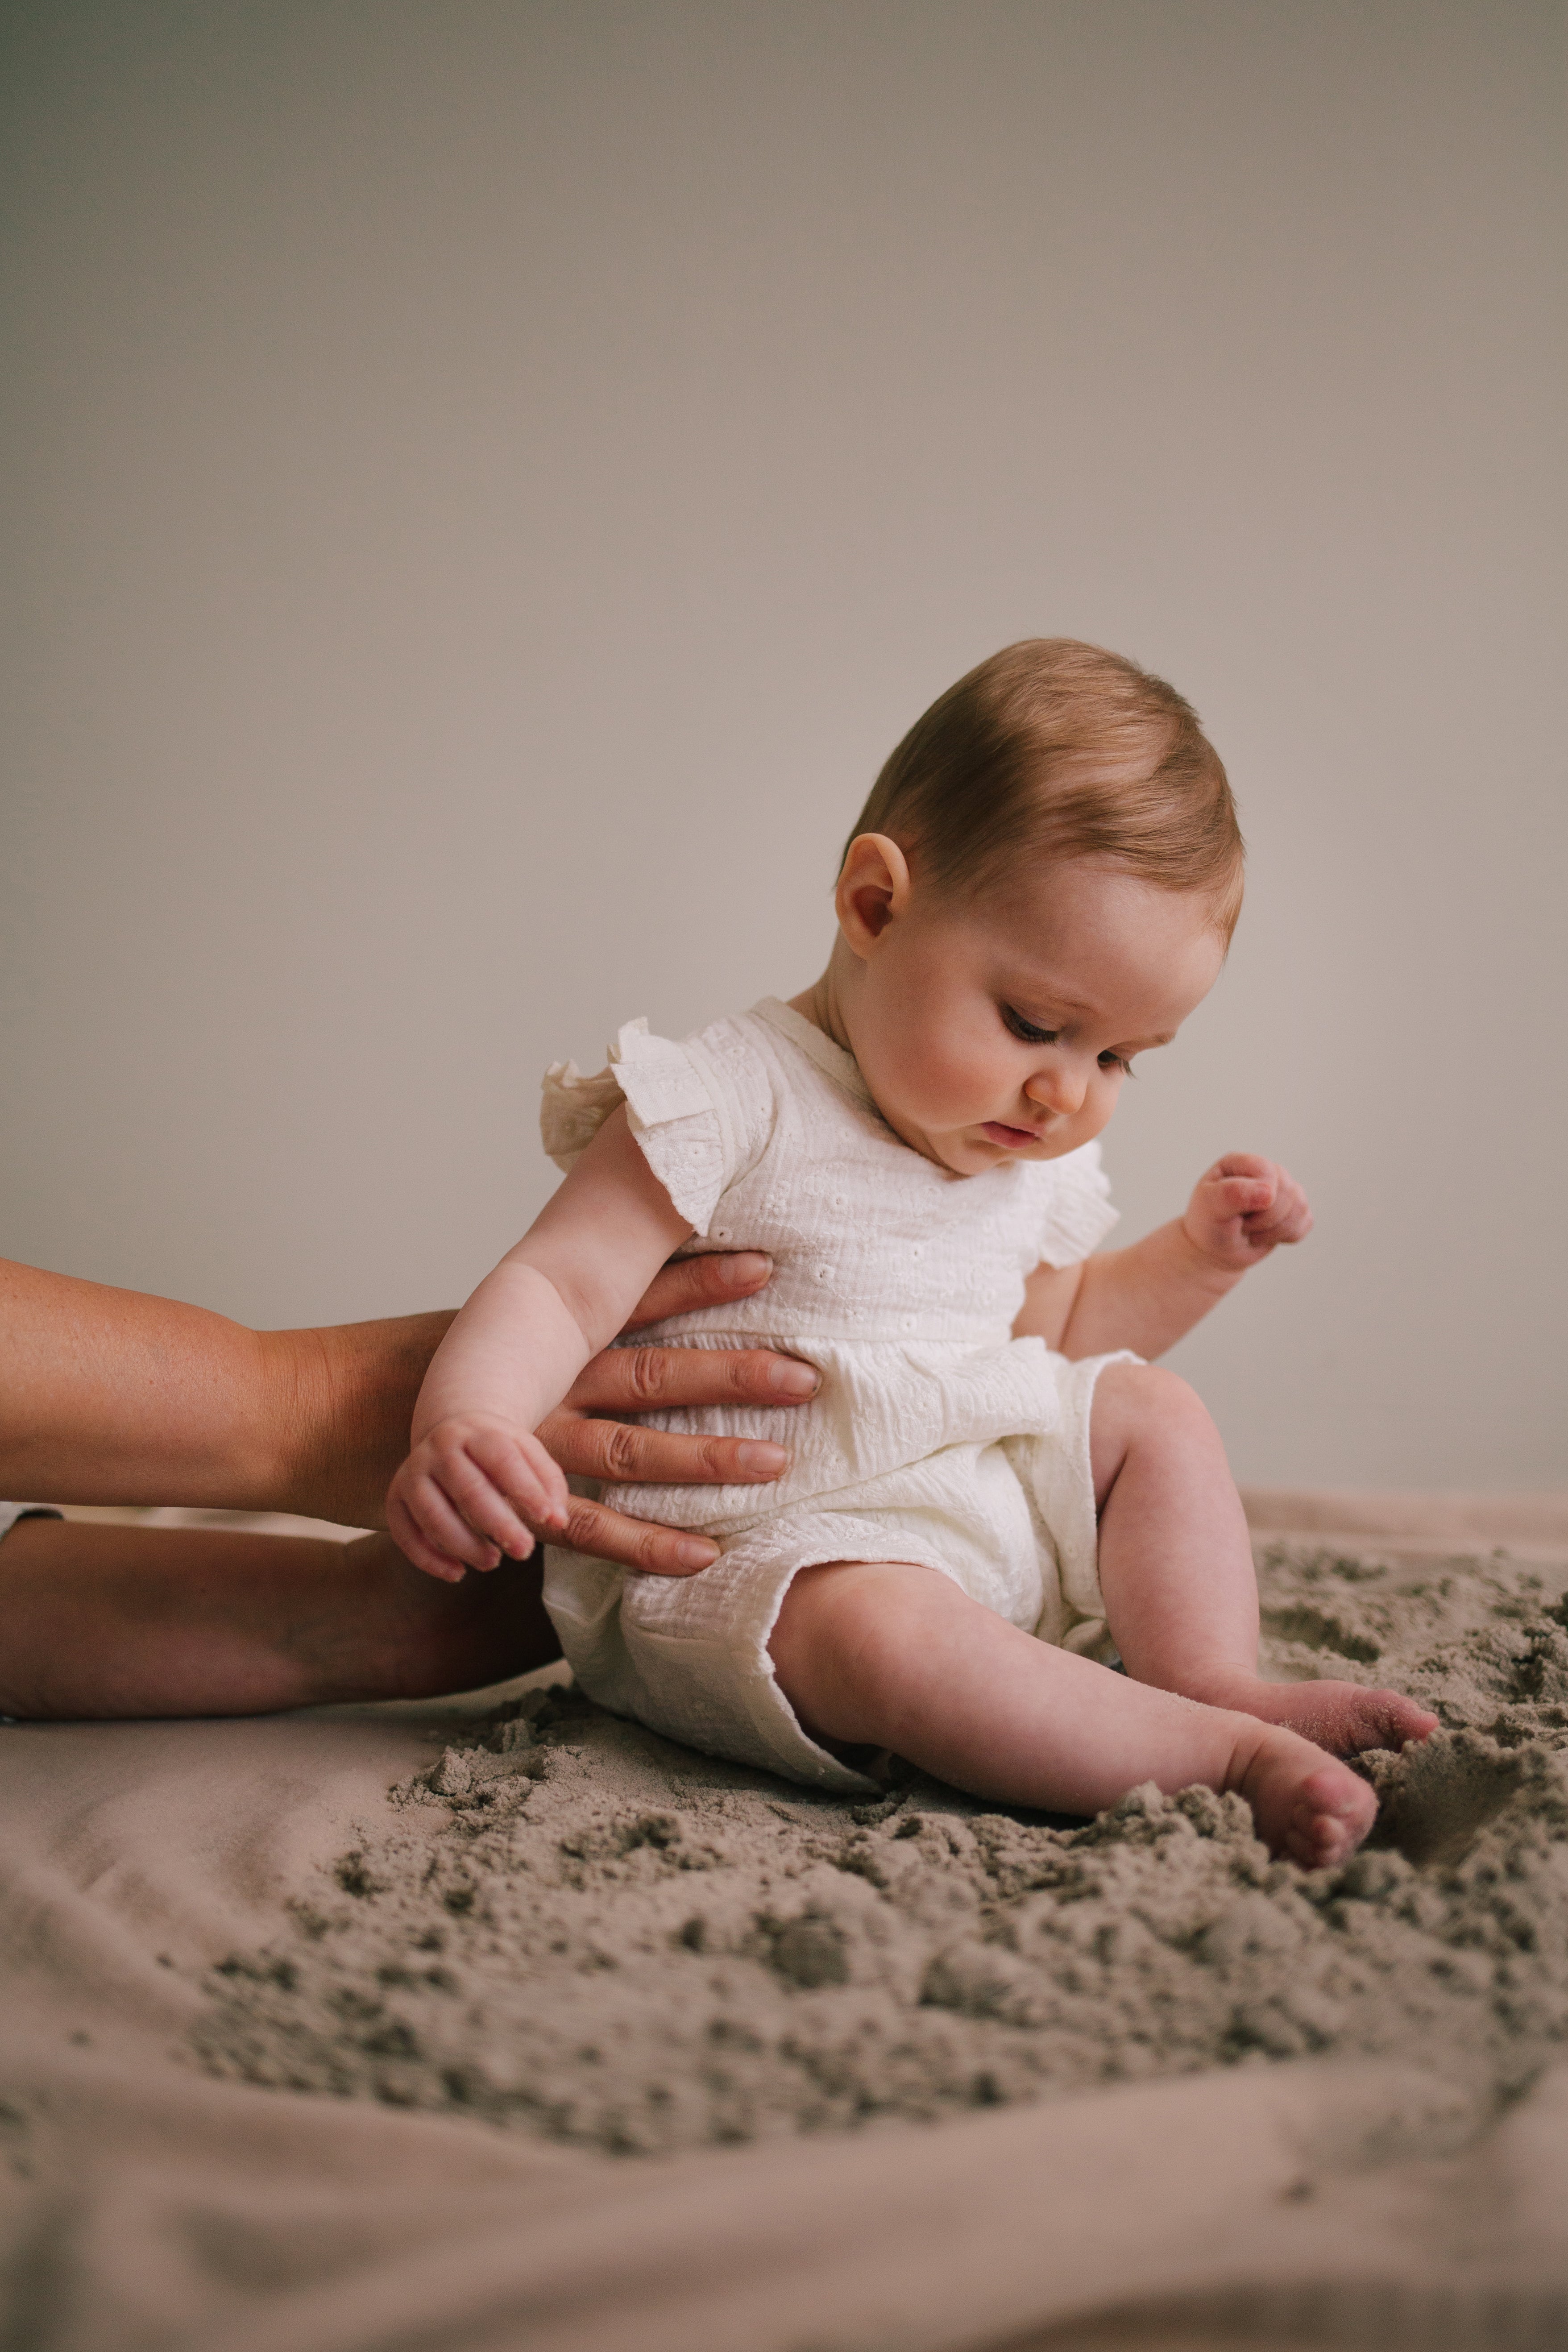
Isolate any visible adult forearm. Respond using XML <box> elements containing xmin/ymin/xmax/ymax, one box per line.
<box><xmin>263</xmin><ymin>1309</ymin><xmax>456</xmax><ymax>1524</ymax></box>
<box><xmin>0</xmin><ymin>1258</ymin><xmax>450</xmax><ymax>1523</ymax></box>
<box><xmin>0</xmin><ymin>1259</ymin><xmax>276</xmax><ymax>1507</ymax></box>
<box><xmin>0</xmin><ymin>1519</ymin><xmax>554</xmax><ymax>1719</ymax></box>
<box><xmin>1058</xmin><ymin>1222</ymin><xmax>1241</xmax><ymax>1360</ymax></box>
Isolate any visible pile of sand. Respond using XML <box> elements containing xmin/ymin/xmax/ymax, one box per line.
<box><xmin>194</xmin><ymin>1542</ymin><xmax>1568</xmax><ymax>2155</ymax></box>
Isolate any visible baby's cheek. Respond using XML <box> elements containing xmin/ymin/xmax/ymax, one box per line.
<box><xmin>933</xmin><ymin>1031</ymin><xmax>1009</xmax><ymax>1110</ymax></box>
<box><xmin>878</xmin><ymin>1034</ymin><xmax>984</xmax><ymax>1129</ymax></box>
<box><xmin>1064</xmin><ymin>1079</ymin><xmax>1122</xmax><ymax>1149</ymax></box>
<box><xmin>926</xmin><ymin>1059</ymin><xmax>997</xmax><ymax>1126</ymax></box>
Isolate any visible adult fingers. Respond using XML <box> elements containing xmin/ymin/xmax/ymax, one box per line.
<box><xmin>563</xmin><ymin>1343</ymin><xmax>819</xmax><ymax>1415</ymax></box>
<box><xmin>623</xmin><ymin>1251</ymin><xmax>774</xmax><ymax>1328</ymax></box>
<box><xmin>543</xmin><ymin>1412</ymin><xmax>788</xmax><ymax>1485</ymax></box>
<box><xmin>558</xmin><ymin>1493</ymin><xmax>718</xmax><ymax>1577</ymax></box>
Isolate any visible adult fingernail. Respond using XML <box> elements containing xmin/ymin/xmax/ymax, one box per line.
<box><xmin>769</xmin><ymin>1360</ymin><xmax>819</xmax><ymax>1397</ymax></box>
<box><xmin>725</xmin><ymin>1251</ymin><xmax>773</xmax><ymax>1286</ymax></box>
<box><xmin>678</xmin><ymin>1539</ymin><xmax>718</xmax><ymax>1568</ymax></box>
<box><xmin>735</xmin><ymin>1441</ymin><xmax>788</xmax><ymax>1475</ymax></box>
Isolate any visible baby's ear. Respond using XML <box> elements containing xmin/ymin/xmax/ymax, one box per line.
<box><xmin>836</xmin><ymin>833</ymin><xmax>912</xmax><ymax>953</ymax></box>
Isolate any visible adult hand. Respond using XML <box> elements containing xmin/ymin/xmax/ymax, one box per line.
<box><xmin>540</xmin><ymin>1249</ymin><xmax>817</xmax><ymax>1576</ymax></box>
<box><xmin>0</xmin><ymin>1247</ymin><xmax>814</xmax><ymax>1574</ymax></box>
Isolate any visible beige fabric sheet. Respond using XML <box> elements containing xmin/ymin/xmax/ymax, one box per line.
<box><xmin>3</xmin><ymin>1497</ymin><xmax>1566</xmax><ymax>2350</ymax></box>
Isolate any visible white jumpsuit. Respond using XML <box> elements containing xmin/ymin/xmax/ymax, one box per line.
<box><xmin>541</xmin><ymin>998</ymin><xmax>1134</xmax><ymax>1793</ymax></box>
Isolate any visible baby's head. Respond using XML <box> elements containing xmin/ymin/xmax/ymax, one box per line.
<box><xmin>826</xmin><ymin>639</ymin><xmax>1242</xmax><ymax>1176</ymax></box>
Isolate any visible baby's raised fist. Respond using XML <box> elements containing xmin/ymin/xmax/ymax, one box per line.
<box><xmin>1182</xmin><ymin>1153</ymin><xmax>1312</xmax><ymax>1273</ymax></box>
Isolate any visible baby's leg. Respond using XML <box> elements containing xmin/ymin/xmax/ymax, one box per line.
<box><xmin>767</xmin><ymin>1561</ymin><xmax>1375</xmax><ymax>1867</ymax></box>
<box><xmin>1089</xmin><ymin>1364</ymin><xmax>1436</xmax><ymax>1754</ymax></box>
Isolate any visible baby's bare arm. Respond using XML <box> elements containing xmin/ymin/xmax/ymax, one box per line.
<box><xmin>1017</xmin><ymin>1224</ymin><xmax>1239</xmax><ymax>1358</ymax></box>
<box><xmin>388</xmin><ymin>1108</ymin><xmax>693</xmax><ymax>1579</ymax></box>
<box><xmin>1015</xmin><ymin>1154</ymin><xmax>1312</xmax><ymax>1359</ymax></box>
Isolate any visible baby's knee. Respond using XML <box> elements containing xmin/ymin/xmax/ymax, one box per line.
<box><xmin>772</xmin><ymin>1557</ymin><xmax>915</xmax><ymax>1649</ymax></box>
<box><xmin>1090</xmin><ymin>1361</ymin><xmax>1214</xmax><ymax>1489</ymax></box>
<box><xmin>768</xmin><ymin>1559</ymin><xmax>972</xmax><ymax>1752</ymax></box>
<box><xmin>768</xmin><ymin>1560</ymin><xmax>952</xmax><ymax>1689</ymax></box>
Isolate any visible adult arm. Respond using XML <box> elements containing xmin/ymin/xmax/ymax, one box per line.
<box><xmin>0</xmin><ymin>1518</ymin><xmax>553</xmax><ymax>1721</ymax></box>
<box><xmin>0</xmin><ymin>1249</ymin><xmax>815</xmax><ymax>1571</ymax></box>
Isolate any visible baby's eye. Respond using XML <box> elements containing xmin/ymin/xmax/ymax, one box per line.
<box><xmin>1099</xmin><ymin>1051</ymin><xmax>1135</xmax><ymax>1077</ymax></box>
<box><xmin>1002</xmin><ymin>1005</ymin><xmax>1058</xmax><ymax>1045</ymax></box>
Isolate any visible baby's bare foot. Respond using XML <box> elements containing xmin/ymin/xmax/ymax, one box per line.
<box><xmin>1192</xmin><ymin>1672</ymin><xmax>1437</xmax><ymax>1758</ymax></box>
<box><xmin>1232</xmin><ymin>1726</ymin><xmax>1377</xmax><ymax>1870</ymax></box>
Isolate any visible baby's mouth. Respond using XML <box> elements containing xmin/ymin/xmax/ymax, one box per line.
<box><xmin>981</xmin><ymin>1120</ymin><xmax>1041</xmax><ymax>1149</ymax></box>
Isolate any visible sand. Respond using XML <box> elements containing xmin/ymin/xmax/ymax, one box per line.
<box><xmin>192</xmin><ymin>1539</ymin><xmax>1568</xmax><ymax>2158</ymax></box>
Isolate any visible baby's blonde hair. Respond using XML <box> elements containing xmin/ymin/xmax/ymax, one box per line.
<box><xmin>845</xmin><ymin>639</ymin><xmax>1244</xmax><ymax>939</ymax></box>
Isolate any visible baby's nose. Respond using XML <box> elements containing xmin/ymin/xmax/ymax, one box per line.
<box><xmin>1025</xmin><ymin>1064</ymin><xmax>1088</xmax><ymax>1116</ymax></box>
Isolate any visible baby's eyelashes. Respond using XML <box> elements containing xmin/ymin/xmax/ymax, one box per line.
<box><xmin>1001</xmin><ymin>1005</ymin><xmax>1058</xmax><ymax>1045</ymax></box>
<box><xmin>1001</xmin><ymin>1005</ymin><xmax>1136</xmax><ymax>1077</ymax></box>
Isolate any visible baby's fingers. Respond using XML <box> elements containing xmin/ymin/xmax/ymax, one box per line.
<box><xmin>438</xmin><ymin>1444</ymin><xmax>541</xmax><ymax>1564</ymax></box>
<box><xmin>1210</xmin><ymin>1151</ymin><xmax>1275</xmax><ymax>1184</ymax></box>
<box><xmin>1247</xmin><ymin>1180</ymin><xmax>1313</xmax><ymax>1246</ymax></box>
<box><xmin>407</xmin><ymin>1471</ymin><xmax>507</xmax><ymax>1574</ymax></box>
<box><xmin>387</xmin><ymin>1488</ymin><xmax>485</xmax><ymax>1585</ymax></box>
<box><xmin>465</xmin><ymin>1427</ymin><xmax>571</xmax><ymax>1540</ymax></box>
<box><xmin>1208</xmin><ymin>1173</ymin><xmax>1276</xmax><ymax>1218</ymax></box>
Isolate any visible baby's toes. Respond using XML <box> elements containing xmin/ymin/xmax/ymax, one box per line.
<box><xmin>1303</xmin><ymin>1681</ymin><xmax>1439</xmax><ymax>1758</ymax></box>
<box><xmin>1323</xmin><ymin>1685</ymin><xmax>1439</xmax><ymax>1756</ymax></box>
<box><xmin>1363</xmin><ymin>1689</ymin><xmax>1440</xmax><ymax>1749</ymax></box>
<box><xmin>1286</xmin><ymin>1766</ymin><xmax>1377</xmax><ymax>1871</ymax></box>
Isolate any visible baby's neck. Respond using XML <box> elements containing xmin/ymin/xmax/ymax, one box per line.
<box><xmin>788</xmin><ymin>945</ymin><xmax>857</xmax><ymax>1060</ymax></box>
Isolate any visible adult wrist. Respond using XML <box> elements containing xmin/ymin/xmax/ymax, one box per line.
<box><xmin>253</xmin><ymin>1325</ymin><xmax>339</xmax><ymax>1514</ymax></box>
<box><xmin>257</xmin><ymin>1318</ymin><xmax>433</xmax><ymax>1525</ymax></box>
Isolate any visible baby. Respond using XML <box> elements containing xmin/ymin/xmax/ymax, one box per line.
<box><xmin>387</xmin><ymin>639</ymin><xmax>1435</xmax><ymax>1867</ymax></box>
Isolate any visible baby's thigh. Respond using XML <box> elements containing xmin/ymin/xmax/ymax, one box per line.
<box><xmin>605</xmin><ymin>1519</ymin><xmax>973</xmax><ymax>1792</ymax></box>
<box><xmin>767</xmin><ymin>1555</ymin><xmax>1024</xmax><ymax>1759</ymax></box>
<box><xmin>766</xmin><ymin>1556</ymin><xmax>964</xmax><ymax>1680</ymax></box>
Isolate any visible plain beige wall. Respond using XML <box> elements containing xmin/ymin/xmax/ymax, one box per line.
<box><xmin>2</xmin><ymin>2</ymin><xmax>1564</xmax><ymax>1490</ymax></box>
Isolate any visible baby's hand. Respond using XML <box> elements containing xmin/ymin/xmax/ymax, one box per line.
<box><xmin>386</xmin><ymin>1417</ymin><xmax>571</xmax><ymax>1584</ymax></box>
<box><xmin>1181</xmin><ymin>1153</ymin><xmax>1312</xmax><ymax>1273</ymax></box>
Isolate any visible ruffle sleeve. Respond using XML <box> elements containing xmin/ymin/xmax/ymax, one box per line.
<box><xmin>1035</xmin><ymin>1140</ymin><xmax>1120</xmax><ymax>1266</ymax></box>
<box><xmin>540</xmin><ymin>1018</ymin><xmax>733</xmax><ymax>1236</ymax></box>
